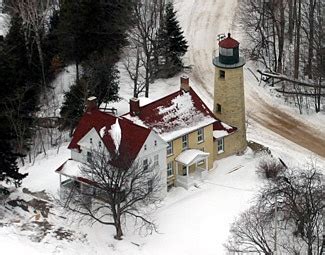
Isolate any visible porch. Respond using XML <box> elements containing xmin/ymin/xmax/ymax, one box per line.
<box><xmin>175</xmin><ymin>149</ymin><xmax>209</xmax><ymax>189</ymax></box>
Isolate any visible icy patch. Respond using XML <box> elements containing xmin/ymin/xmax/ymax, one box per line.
<box><xmin>109</xmin><ymin>119</ymin><xmax>121</xmax><ymax>154</ymax></box>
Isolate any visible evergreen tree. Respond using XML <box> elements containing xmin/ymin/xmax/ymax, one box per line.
<box><xmin>83</xmin><ymin>52</ymin><xmax>120</xmax><ymax>105</ymax></box>
<box><xmin>0</xmin><ymin>139</ymin><xmax>28</xmax><ymax>187</ymax></box>
<box><xmin>0</xmin><ymin>16</ymin><xmax>39</xmax><ymax>184</ymax></box>
<box><xmin>157</xmin><ymin>2</ymin><xmax>188</xmax><ymax>77</ymax></box>
<box><xmin>60</xmin><ymin>80</ymin><xmax>87</xmax><ymax>136</ymax></box>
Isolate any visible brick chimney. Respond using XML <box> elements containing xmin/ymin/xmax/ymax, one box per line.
<box><xmin>130</xmin><ymin>97</ymin><xmax>140</xmax><ymax>116</ymax></box>
<box><xmin>86</xmin><ymin>96</ymin><xmax>97</xmax><ymax>112</ymax></box>
<box><xmin>180</xmin><ymin>75</ymin><xmax>190</xmax><ymax>92</ymax></box>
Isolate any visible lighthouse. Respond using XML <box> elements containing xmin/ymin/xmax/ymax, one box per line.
<box><xmin>213</xmin><ymin>33</ymin><xmax>247</xmax><ymax>153</ymax></box>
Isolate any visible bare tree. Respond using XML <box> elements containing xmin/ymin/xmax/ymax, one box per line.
<box><xmin>260</xmin><ymin>165</ymin><xmax>325</xmax><ymax>255</ymax></box>
<box><xmin>225</xmin><ymin>205</ymin><xmax>275</xmax><ymax>254</ymax></box>
<box><xmin>6</xmin><ymin>0</ymin><xmax>55</xmax><ymax>88</ymax></box>
<box><xmin>226</xmin><ymin>160</ymin><xmax>325</xmax><ymax>255</ymax></box>
<box><xmin>65</xmin><ymin>148</ymin><xmax>163</xmax><ymax>240</ymax></box>
<box><xmin>125</xmin><ymin>0</ymin><xmax>164</xmax><ymax>98</ymax></box>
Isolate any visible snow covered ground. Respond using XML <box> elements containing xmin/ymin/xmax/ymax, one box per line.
<box><xmin>1</xmin><ymin>0</ymin><xmax>325</xmax><ymax>254</ymax></box>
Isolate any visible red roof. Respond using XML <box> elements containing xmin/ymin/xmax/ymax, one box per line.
<box><xmin>124</xmin><ymin>87</ymin><xmax>236</xmax><ymax>139</ymax></box>
<box><xmin>68</xmin><ymin>109</ymin><xmax>151</xmax><ymax>166</ymax></box>
<box><xmin>219</xmin><ymin>34</ymin><xmax>239</xmax><ymax>49</ymax></box>
<box><xmin>213</xmin><ymin>122</ymin><xmax>237</xmax><ymax>133</ymax></box>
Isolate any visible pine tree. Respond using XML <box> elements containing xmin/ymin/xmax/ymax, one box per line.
<box><xmin>59</xmin><ymin>80</ymin><xmax>87</xmax><ymax>136</ymax></box>
<box><xmin>0</xmin><ymin>139</ymin><xmax>28</xmax><ymax>187</ymax></box>
<box><xmin>157</xmin><ymin>2</ymin><xmax>188</xmax><ymax>77</ymax></box>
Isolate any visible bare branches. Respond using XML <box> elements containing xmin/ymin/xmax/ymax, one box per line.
<box><xmin>226</xmin><ymin>160</ymin><xmax>325</xmax><ymax>254</ymax></box>
<box><xmin>65</xmin><ymin>148</ymin><xmax>163</xmax><ymax>240</ymax></box>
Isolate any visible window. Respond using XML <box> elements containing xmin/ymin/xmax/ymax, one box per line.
<box><xmin>143</xmin><ymin>158</ymin><xmax>148</xmax><ymax>171</ymax></box>
<box><xmin>197</xmin><ymin>128</ymin><xmax>204</xmax><ymax>143</ymax></box>
<box><xmin>220</xmin><ymin>47</ymin><xmax>233</xmax><ymax>56</ymax></box>
<box><xmin>219</xmin><ymin>70</ymin><xmax>225</xmax><ymax>79</ymax></box>
<box><xmin>87</xmin><ymin>151</ymin><xmax>92</xmax><ymax>163</ymax></box>
<box><xmin>216</xmin><ymin>103</ymin><xmax>222</xmax><ymax>113</ymax></box>
<box><xmin>167</xmin><ymin>162</ymin><xmax>173</xmax><ymax>177</ymax></box>
<box><xmin>98</xmin><ymin>141</ymin><xmax>102</xmax><ymax>148</ymax></box>
<box><xmin>217</xmin><ymin>138</ymin><xmax>224</xmax><ymax>154</ymax></box>
<box><xmin>154</xmin><ymin>140</ymin><xmax>157</xmax><ymax>146</ymax></box>
<box><xmin>182</xmin><ymin>135</ymin><xmax>188</xmax><ymax>150</ymax></box>
<box><xmin>167</xmin><ymin>141</ymin><xmax>173</xmax><ymax>156</ymax></box>
<box><xmin>154</xmin><ymin>155</ymin><xmax>159</xmax><ymax>166</ymax></box>
<box><xmin>148</xmin><ymin>179</ymin><xmax>153</xmax><ymax>192</ymax></box>
<box><xmin>144</xmin><ymin>144</ymin><xmax>147</xmax><ymax>151</ymax></box>
<box><xmin>90</xmin><ymin>138</ymin><xmax>93</xmax><ymax>144</ymax></box>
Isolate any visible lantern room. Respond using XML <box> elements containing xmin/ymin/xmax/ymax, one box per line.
<box><xmin>213</xmin><ymin>33</ymin><xmax>245</xmax><ymax>69</ymax></box>
<box><xmin>219</xmin><ymin>33</ymin><xmax>239</xmax><ymax>65</ymax></box>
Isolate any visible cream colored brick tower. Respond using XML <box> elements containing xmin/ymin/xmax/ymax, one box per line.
<box><xmin>213</xmin><ymin>33</ymin><xmax>247</xmax><ymax>153</ymax></box>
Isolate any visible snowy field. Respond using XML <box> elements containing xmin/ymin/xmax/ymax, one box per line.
<box><xmin>1</xmin><ymin>0</ymin><xmax>325</xmax><ymax>254</ymax></box>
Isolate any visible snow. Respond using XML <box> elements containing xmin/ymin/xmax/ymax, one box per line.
<box><xmin>109</xmin><ymin>119</ymin><xmax>122</xmax><ymax>154</ymax></box>
<box><xmin>139</xmin><ymin>97</ymin><xmax>153</xmax><ymax>107</ymax></box>
<box><xmin>213</xmin><ymin>130</ymin><xmax>229</xmax><ymax>139</ymax></box>
<box><xmin>99</xmin><ymin>126</ymin><xmax>106</xmax><ymax>138</ymax></box>
<box><xmin>1</xmin><ymin>0</ymin><xmax>325</xmax><ymax>253</ymax></box>
<box><xmin>58</xmin><ymin>159</ymin><xmax>82</xmax><ymax>179</ymax></box>
<box><xmin>175</xmin><ymin>149</ymin><xmax>209</xmax><ymax>166</ymax></box>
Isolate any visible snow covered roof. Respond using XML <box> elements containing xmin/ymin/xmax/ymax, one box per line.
<box><xmin>175</xmin><ymin>149</ymin><xmax>209</xmax><ymax>166</ymax></box>
<box><xmin>123</xmin><ymin>88</ymin><xmax>232</xmax><ymax>141</ymax></box>
<box><xmin>68</xmin><ymin>108</ymin><xmax>151</xmax><ymax>166</ymax></box>
<box><xmin>213</xmin><ymin>122</ymin><xmax>237</xmax><ymax>139</ymax></box>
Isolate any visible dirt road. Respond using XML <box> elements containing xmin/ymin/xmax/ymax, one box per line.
<box><xmin>174</xmin><ymin>0</ymin><xmax>325</xmax><ymax>158</ymax></box>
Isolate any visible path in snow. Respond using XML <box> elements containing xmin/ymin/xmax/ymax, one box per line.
<box><xmin>174</xmin><ymin>0</ymin><xmax>325</xmax><ymax>159</ymax></box>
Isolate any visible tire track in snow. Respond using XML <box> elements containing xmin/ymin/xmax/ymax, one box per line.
<box><xmin>175</xmin><ymin>0</ymin><xmax>325</xmax><ymax>158</ymax></box>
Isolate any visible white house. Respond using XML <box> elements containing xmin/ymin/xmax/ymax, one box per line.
<box><xmin>55</xmin><ymin>97</ymin><xmax>168</xmax><ymax>200</ymax></box>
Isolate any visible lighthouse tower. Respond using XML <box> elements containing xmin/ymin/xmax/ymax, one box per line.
<box><xmin>213</xmin><ymin>33</ymin><xmax>247</xmax><ymax>153</ymax></box>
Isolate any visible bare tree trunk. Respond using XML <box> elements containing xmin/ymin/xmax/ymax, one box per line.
<box><xmin>307</xmin><ymin>0</ymin><xmax>316</xmax><ymax>79</ymax></box>
<box><xmin>288</xmin><ymin>0</ymin><xmax>294</xmax><ymax>43</ymax></box>
<box><xmin>294</xmin><ymin>0</ymin><xmax>301</xmax><ymax>79</ymax></box>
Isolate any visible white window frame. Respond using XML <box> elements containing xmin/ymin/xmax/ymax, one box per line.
<box><xmin>182</xmin><ymin>134</ymin><xmax>188</xmax><ymax>150</ymax></box>
<box><xmin>197</xmin><ymin>128</ymin><xmax>204</xmax><ymax>143</ymax></box>
<box><xmin>154</xmin><ymin>154</ymin><xmax>159</xmax><ymax>166</ymax></box>
<box><xmin>217</xmin><ymin>138</ymin><xmax>224</xmax><ymax>154</ymax></box>
<box><xmin>167</xmin><ymin>162</ymin><xmax>173</xmax><ymax>177</ymax></box>
<box><xmin>167</xmin><ymin>141</ymin><xmax>173</xmax><ymax>156</ymax></box>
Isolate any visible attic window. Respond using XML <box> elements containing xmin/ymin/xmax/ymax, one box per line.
<box><xmin>90</xmin><ymin>138</ymin><xmax>93</xmax><ymax>144</ymax></box>
<box><xmin>219</xmin><ymin>70</ymin><xmax>225</xmax><ymax>79</ymax></box>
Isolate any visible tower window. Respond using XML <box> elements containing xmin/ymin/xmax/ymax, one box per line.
<box><xmin>216</xmin><ymin>104</ymin><xmax>222</xmax><ymax>113</ymax></box>
<box><xmin>219</xmin><ymin>70</ymin><xmax>225</xmax><ymax>79</ymax></box>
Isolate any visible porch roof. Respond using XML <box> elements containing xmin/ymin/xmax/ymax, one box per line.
<box><xmin>175</xmin><ymin>149</ymin><xmax>209</xmax><ymax>166</ymax></box>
